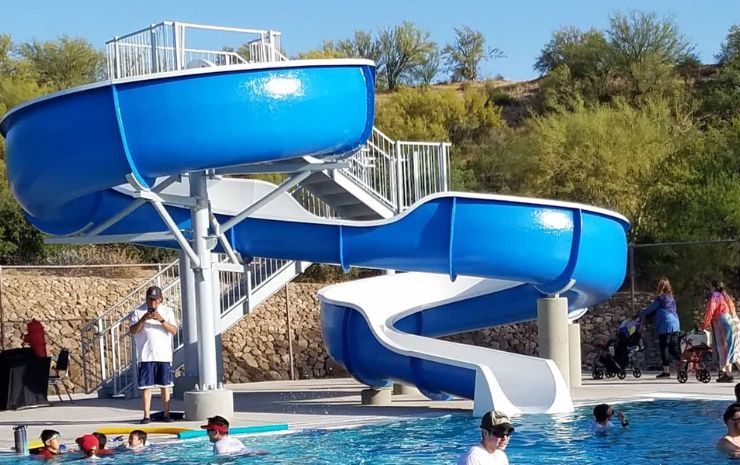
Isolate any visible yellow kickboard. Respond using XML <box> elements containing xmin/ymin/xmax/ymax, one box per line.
<box><xmin>95</xmin><ymin>426</ymin><xmax>192</xmax><ymax>435</ymax></box>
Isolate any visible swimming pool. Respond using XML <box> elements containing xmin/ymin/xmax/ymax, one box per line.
<box><xmin>0</xmin><ymin>399</ymin><xmax>730</xmax><ymax>464</ymax></box>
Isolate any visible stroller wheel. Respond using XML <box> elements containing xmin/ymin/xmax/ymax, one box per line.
<box><xmin>633</xmin><ymin>368</ymin><xmax>642</xmax><ymax>378</ymax></box>
<box><xmin>594</xmin><ymin>369</ymin><xmax>604</xmax><ymax>380</ymax></box>
<box><xmin>698</xmin><ymin>368</ymin><xmax>711</xmax><ymax>383</ymax></box>
<box><xmin>677</xmin><ymin>370</ymin><xmax>688</xmax><ymax>383</ymax></box>
<box><xmin>605</xmin><ymin>371</ymin><xmax>616</xmax><ymax>378</ymax></box>
<box><xmin>617</xmin><ymin>371</ymin><xmax>626</xmax><ymax>380</ymax></box>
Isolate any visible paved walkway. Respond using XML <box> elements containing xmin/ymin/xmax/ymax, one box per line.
<box><xmin>0</xmin><ymin>373</ymin><xmax>735</xmax><ymax>451</ymax></box>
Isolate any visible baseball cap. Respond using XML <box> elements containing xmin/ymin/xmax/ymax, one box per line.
<box><xmin>76</xmin><ymin>434</ymin><xmax>99</xmax><ymax>452</ymax></box>
<box><xmin>200</xmin><ymin>416</ymin><xmax>229</xmax><ymax>434</ymax></box>
<box><xmin>480</xmin><ymin>410</ymin><xmax>514</xmax><ymax>433</ymax></box>
<box><xmin>146</xmin><ymin>286</ymin><xmax>162</xmax><ymax>300</ymax></box>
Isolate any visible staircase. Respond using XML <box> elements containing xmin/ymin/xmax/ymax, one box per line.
<box><xmin>80</xmin><ymin>21</ymin><xmax>451</xmax><ymax>397</ymax></box>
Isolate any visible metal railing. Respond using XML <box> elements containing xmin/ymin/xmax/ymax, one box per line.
<box><xmin>106</xmin><ymin>21</ymin><xmax>283</xmax><ymax>80</ymax></box>
<box><xmin>79</xmin><ymin>261</ymin><xmax>182</xmax><ymax>394</ymax></box>
<box><xmin>345</xmin><ymin>129</ymin><xmax>451</xmax><ymax>213</ymax></box>
<box><xmin>395</xmin><ymin>141</ymin><xmax>451</xmax><ymax>211</ymax></box>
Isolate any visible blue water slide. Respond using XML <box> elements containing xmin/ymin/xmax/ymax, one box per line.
<box><xmin>1</xmin><ymin>58</ymin><xmax>630</xmax><ymax>414</ymax></box>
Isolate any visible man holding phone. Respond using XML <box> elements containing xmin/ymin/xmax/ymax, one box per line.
<box><xmin>129</xmin><ymin>285</ymin><xmax>178</xmax><ymax>424</ymax></box>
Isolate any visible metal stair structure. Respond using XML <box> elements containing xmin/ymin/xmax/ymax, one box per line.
<box><xmin>77</xmin><ymin>21</ymin><xmax>451</xmax><ymax>397</ymax></box>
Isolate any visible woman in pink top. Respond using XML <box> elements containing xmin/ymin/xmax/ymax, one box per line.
<box><xmin>701</xmin><ymin>280</ymin><xmax>739</xmax><ymax>382</ymax></box>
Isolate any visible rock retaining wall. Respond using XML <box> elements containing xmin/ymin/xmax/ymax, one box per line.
<box><xmin>1</xmin><ymin>271</ymin><xmax>683</xmax><ymax>393</ymax></box>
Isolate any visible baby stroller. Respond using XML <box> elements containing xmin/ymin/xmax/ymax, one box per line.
<box><xmin>677</xmin><ymin>329</ymin><xmax>713</xmax><ymax>384</ymax></box>
<box><xmin>592</xmin><ymin>317</ymin><xmax>644</xmax><ymax>380</ymax></box>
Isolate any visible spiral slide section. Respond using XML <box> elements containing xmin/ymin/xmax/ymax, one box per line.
<box><xmin>1</xmin><ymin>59</ymin><xmax>629</xmax><ymax>415</ymax></box>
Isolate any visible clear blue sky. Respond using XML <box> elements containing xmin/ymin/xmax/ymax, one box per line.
<box><xmin>1</xmin><ymin>0</ymin><xmax>737</xmax><ymax>81</ymax></box>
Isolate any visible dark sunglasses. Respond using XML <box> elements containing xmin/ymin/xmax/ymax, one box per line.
<box><xmin>488</xmin><ymin>428</ymin><xmax>514</xmax><ymax>438</ymax></box>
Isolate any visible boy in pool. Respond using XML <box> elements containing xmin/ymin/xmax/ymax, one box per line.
<box><xmin>92</xmin><ymin>433</ymin><xmax>115</xmax><ymax>456</ymax></box>
<box><xmin>33</xmin><ymin>429</ymin><xmax>65</xmax><ymax>459</ymax></box>
<box><xmin>201</xmin><ymin>416</ymin><xmax>268</xmax><ymax>456</ymax></box>
<box><xmin>118</xmin><ymin>430</ymin><xmax>147</xmax><ymax>451</ymax></box>
<box><xmin>75</xmin><ymin>434</ymin><xmax>99</xmax><ymax>459</ymax></box>
<box><xmin>590</xmin><ymin>403</ymin><xmax>629</xmax><ymax>434</ymax></box>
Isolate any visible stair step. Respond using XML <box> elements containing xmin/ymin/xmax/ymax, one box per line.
<box><xmin>304</xmin><ymin>183</ymin><xmax>347</xmax><ymax>197</ymax></box>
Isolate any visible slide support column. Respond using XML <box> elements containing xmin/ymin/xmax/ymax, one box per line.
<box><xmin>184</xmin><ymin>171</ymin><xmax>233</xmax><ymax>420</ymax></box>
<box><xmin>537</xmin><ymin>297</ymin><xmax>570</xmax><ymax>388</ymax></box>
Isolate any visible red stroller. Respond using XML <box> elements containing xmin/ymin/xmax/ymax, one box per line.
<box><xmin>677</xmin><ymin>329</ymin><xmax>712</xmax><ymax>383</ymax></box>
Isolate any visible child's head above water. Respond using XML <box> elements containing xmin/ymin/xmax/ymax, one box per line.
<box><xmin>593</xmin><ymin>403</ymin><xmax>611</xmax><ymax>423</ymax></box>
<box><xmin>128</xmin><ymin>430</ymin><xmax>147</xmax><ymax>448</ymax></box>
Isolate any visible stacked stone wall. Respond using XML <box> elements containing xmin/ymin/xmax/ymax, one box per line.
<box><xmin>1</xmin><ymin>270</ymin><xmax>681</xmax><ymax>393</ymax></box>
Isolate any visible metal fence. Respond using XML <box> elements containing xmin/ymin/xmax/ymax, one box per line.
<box><xmin>627</xmin><ymin>239</ymin><xmax>740</xmax><ymax>326</ymax></box>
<box><xmin>106</xmin><ymin>21</ymin><xmax>283</xmax><ymax>80</ymax></box>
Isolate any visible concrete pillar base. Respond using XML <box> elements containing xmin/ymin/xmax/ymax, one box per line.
<box><xmin>392</xmin><ymin>383</ymin><xmax>419</xmax><ymax>395</ymax></box>
<box><xmin>537</xmin><ymin>297</ymin><xmax>570</xmax><ymax>388</ymax></box>
<box><xmin>568</xmin><ymin>323</ymin><xmax>582</xmax><ymax>388</ymax></box>
<box><xmin>184</xmin><ymin>389</ymin><xmax>234</xmax><ymax>421</ymax></box>
<box><xmin>173</xmin><ymin>376</ymin><xmax>199</xmax><ymax>400</ymax></box>
<box><xmin>361</xmin><ymin>388</ymin><xmax>391</xmax><ymax>405</ymax></box>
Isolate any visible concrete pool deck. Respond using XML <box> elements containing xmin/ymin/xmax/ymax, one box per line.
<box><xmin>0</xmin><ymin>372</ymin><xmax>735</xmax><ymax>451</ymax></box>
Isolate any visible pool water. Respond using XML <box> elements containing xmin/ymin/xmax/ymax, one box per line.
<box><xmin>0</xmin><ymin>399</ymin><xmax>731</xmax><ymax>464</ymax></box>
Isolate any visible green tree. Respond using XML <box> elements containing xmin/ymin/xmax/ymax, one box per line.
<box><xmin>534</xmin><ymin>27</ymin><xmax>610</xmax><ymax>77</ymax></box>
<box><xmin>18</xmin><ymin>36</ymin><xmax>105</xmax><ymax>90</ymax></box>
<box><xmin>702</xmin><ymin>26</ymin><xmax>740</xmax><ymax>120</ymax></box>
<box><xmin>606</xmin><ymin>11</ymin><xmax>695</xmax><ymax>99</ymax></box>
<box><xmin>413</xmin><ymin>48</ymin><xmax>441</xmax><ymax>85</ymax></box>
<box><xmin>376</xmin><ymin>22</ymin><xmax>436</xmax><ymax>90</ymax></box>
<box><xmin>716</xmin><ymin>24</ymin><xmax>740</xmax><ymax>65</ymax></box>
<box><xmin>533</xmin><ymin>28</ymin><xmax>611</xmax><ymax>111</ymax></box>
<box><xmin>336</xmin><ymin>30</ymin><xmax>382</xmax><ymax>62</ymax></box>
<box><xmin>442</xmin><ymin>26</ymin><xmax>503</xmax><ymax>82</ymax></box>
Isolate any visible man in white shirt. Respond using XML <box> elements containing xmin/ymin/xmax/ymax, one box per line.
<box><xmin>458</xmin><ymin>410</ymin><xmax>514</xmax><ymax>465</ymax></box>
<box><xmin>129</xmin><ymin>286</ymin><xmax>178</xmax><ymax>424</ymax></box>
<box><xmin>201</xmin><ymin>416</ymin><xmax>268</xmax><ymax>456</ymax></box>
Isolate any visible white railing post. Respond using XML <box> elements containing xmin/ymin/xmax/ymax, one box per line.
<box><xmin>173</xmin><ymin>22</ymin><xmax>181</xmax><ymax>71</ymax></box>
<box><xmin>440</xmin><ymin>143</ymin><xmax>450</xmax><ymax>191</ymax></box>
<box><xmin>412</xmin><ymin>149</ymin><xmax>421</xmax><ymax>203</ymax></box>
<box><xmin>97</xmin><ymin>320</ymin><xmax>107</xmax><ymax>385</ymax></box>
<box><xmin>149</xmin><ymin>24</ymin><xmax>158</xmax><ymax>73</ymax></box>
<box><xmin>395</xmin><ymin>142</ymin><xmax>404</xmax><ymax>212</ymax></box>
<box><xmin>114</xmin><ymin>39</ymin><xmax>121</xmax><ymax>79</ymax></box>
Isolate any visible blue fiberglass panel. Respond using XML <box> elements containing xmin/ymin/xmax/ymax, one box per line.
<box><xmin>0</xmin><ymin>62</ymin><xmax>374</xmax><ymax>235</ymax></box>
<box><xmin>3</xmin><ymin>87</ymin><xmax>129</xmax><ymax>230</ymax></box>
<box><xmin>117</xmin><ymin>66</ymin><xmax>374</xmax><ymax>177</ymax></box>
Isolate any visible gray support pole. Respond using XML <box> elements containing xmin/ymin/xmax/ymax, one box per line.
<box><xmin>537</xmin><ymin>297</ymin><xmax>570</xmax><ymax>388</ymax></box>
<box><xmin>191</xmin><ymin>171</ymin><xmax>218</xmax><ymax>389</ymax></box>
<box><xmin>184</xmin><ymin>171</ymin><xmax>233</xmax><ymax>420</ymax></box>
<box><xmin>211</xmin><ymin>262</ymin><xmax>224</xmax><ymax>383</ymax></box>
<box><xmin>174</xmin><ymin>251</ymin><xmax>199</xmax><ymax>399</ymax></box>
<box><xmin>568</xmin><ymin>323</ymin><xmax>582</xmax><ymax>388</ymax></box>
